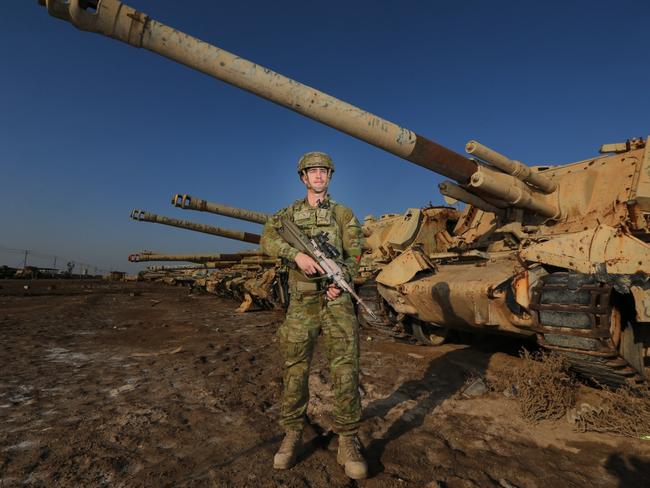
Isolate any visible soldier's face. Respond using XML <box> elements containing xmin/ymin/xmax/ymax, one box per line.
<box><xmin>302</xmin><ymin>167</ymin><xmax>330</xmax><ymax>192</ymax></box>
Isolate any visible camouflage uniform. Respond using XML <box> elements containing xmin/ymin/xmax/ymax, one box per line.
<box><xmin>261</xmin><ymin>196</ymin><xmax>364</xmax><ymax>435</ymax></box>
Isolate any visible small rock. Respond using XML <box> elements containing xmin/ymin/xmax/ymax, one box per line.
<box><xmin>462</xmin><ymin>378</ymin><xmax>488</xmax><ymax>398</ymax></box>
<box><xmin>499</xmin><ymin>479</ymin><xmax>518</xmax><ymax>488</ymax></box>
<box><xmin>566</xmin><ymin>402</ymin><xmax>601</xmax><ymax>425</ymax></box>
<box><xmin>407</xmin><ymin>353</ymin><xmax>424</xmax><ymax>359</ymax></box>
<box><xmin>109</xmin><ymin>384</ymin><xmax>137</xmax><ymax>397</ymax></box>
<box><xmin>502</xmin><ymin>385</ymin><xmax>517</xmax><ymax>398</ymax></box>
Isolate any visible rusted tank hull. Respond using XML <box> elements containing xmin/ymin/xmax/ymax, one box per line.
<box><xmin>376</xmin><ymin>227</ymin><xmax>650</xmax><ymax>334</ymax></box>
<box><xmin>376</xmin><ymin>256</ymin><xmax>534</xmax><ymax>336</ymax></box>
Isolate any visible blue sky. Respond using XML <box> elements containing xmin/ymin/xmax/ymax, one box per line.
<box><xmin>1</xmin><ymin>0</ymin><xmax>649</xmax><ymax>272</ymax></box>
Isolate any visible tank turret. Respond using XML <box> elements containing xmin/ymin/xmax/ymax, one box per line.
<box><xmin>130</xmin><ymin>210</ymin><xmax>261</xmax><ymax>244</ymax></box>
<box><xmin>172</xmin><ymin>194</ymin><xmax>269</xmax><ymax>224</ymax></box>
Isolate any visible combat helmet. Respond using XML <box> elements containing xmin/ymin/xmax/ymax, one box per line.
<box><xmin>297</xmin><ymin>152</ymin><xmax>335</xmax><ymax>176</ymax></box>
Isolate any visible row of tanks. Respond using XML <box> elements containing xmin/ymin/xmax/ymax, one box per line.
<box><xmin>42</xmin><ymin>0</ymin><xmax>650</xmax><ymax>386</ymax></box>
<box><xmin>127</xmin><ymin>196</ymin><xmax>283</xmax><ymax>312</ymax></box>
<box><xmin>129</xmin><ymin>192</ymin><xmax>460</xmax><ymax>322</ymax></box>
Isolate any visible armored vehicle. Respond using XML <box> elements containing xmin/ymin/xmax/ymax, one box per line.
<box><xmin>356</xmin><ymin>206</ymin><xmax>460</xmax><ymax>342</ymax></box>
<box><xmin>133</xmin><ymin>252</ymin><xmax>283</xmax><ymax>310</ymax></box>
<box><xmin>43</xmin><ymin>0</ymin><xmax>650</xmax><ymax>385</ymax></box>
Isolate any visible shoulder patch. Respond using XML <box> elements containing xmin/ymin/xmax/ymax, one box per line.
<box><xmin>346</xmin><ymin>214</ymin><xmax>361</xmax><ymax>227</ymax></box>
<box><xmin>333</xmin><ymin>204</ymin><xmax>353</xmax><ymax>224</ymax></box>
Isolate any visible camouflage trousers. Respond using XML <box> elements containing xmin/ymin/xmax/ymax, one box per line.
<box><xmin>277</xmin><ymin>288</ymin><xmax>361</xmax><ymax>435</ymax></box>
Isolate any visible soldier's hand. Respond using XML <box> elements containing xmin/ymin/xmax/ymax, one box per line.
<box><xmin>326</xmin><ymin>283</ymin><xmax>342</xmax><ymax>301</ymax></box>
<box><xmin>295</xmin><ymin>252</ymin><xmax>325</xmax><ymax>276</ymax></box>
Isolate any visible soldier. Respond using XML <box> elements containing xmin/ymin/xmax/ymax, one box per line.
<box><xmin>260</xmin><ymin>152</ymin><xmax>368</xmax><ymax>480</ymax></box>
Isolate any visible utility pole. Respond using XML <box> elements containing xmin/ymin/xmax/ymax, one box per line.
<box><xmin>23</xmin><ymin>250</ymin><xmax>29</xmax><ymax>268</ymax></box>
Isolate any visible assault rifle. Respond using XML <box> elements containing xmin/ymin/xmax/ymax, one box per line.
<box><xmin>277</xmin><ymin>217</ymin><xmax>377</xmax><ymax>320</ymax></box>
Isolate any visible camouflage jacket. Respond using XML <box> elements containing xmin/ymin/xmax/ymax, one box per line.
<box><xmin>260</xmin><ymin>197</ymin><xmax>363</xmax><ymax>283</ymax></box>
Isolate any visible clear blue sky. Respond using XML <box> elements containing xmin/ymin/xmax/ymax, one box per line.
<box><xmin>1</xmin><ymin>0</ymin><xmax>649</xmax><ymax>272</ymax></box>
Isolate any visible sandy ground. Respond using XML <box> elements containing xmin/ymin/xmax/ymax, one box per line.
<box><xmin>1</xmin><ymin>279</ymin><xmax>649</xmax><ymax>487</ymax></box>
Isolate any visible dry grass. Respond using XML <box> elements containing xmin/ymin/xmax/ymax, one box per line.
<box><xmin>487</xmin><ymin>349</ymin><xmax>576</xmax><ymax>422</ymax></box>
<box><xmin>487</xmin><ymin>349</ymin><xmax>650</xmax><ymax>437</ymax></box>
<box><xmin>569</xmin><ymin>384</ymin><xmax>650</xmax><ymax>438</ymax></box>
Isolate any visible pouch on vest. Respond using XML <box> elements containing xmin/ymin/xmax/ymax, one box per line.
<box><xmin>316</xmin><ymin>208</ymin><xmax>331</xmax><ymax>226</ymax></box>
<box><xmin>293</xmin><ymin>209</ymin><xmax>314</xmax><ymax>229</ymax></box>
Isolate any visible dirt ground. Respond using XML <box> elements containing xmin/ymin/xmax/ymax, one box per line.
<box><xmin>1</xmin><ymin>280</ymin><xmax>649</xmax><ymax>487</ymax></box>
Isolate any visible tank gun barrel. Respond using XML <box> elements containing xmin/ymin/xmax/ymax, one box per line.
<box><xmin>238</xmin><ymin>257</ymin><xmax>279</xmax><ymax>265</ymax></box>
<box><xmin>466</xmin><ymin>161</ymin><xmax>559</xmax><ymax>218</ymax></box>
<box><xmin>151</xmin><ymin>262</ymin><xmax>239</xmax><ymax>270</ymax></box>
<box><xmin>147</xmin><ymin>257</ymin><xmax>278</xmax><ymax>269</ymax></box>
<box><xmin>439</xmin><ymin>181</ymin><xmax>506</xmax><ymax>217</ymax></box>
<box><xmin>42</xmin><ymin>0</ymin><xmax>563</xmax><ymax>217</ymax></box>
<box><xmin>130</xmin><ymin>209</ymin><xmax>261</xmax><ymax>244</ymax></box>
<box><xmin>40</xmin><ymin>0</ymin><xmax>476</xmax><ymax>183</ymax></box>
<box><xmin>146</xmin><ymin>263</ymin><xmax>239</xmax><ymax>270</ymax></box>
<box><xmin>465</xmin><ymin>141</ymin><xmax>557</xmax><ymax>194</ymax></box>
<box><xmin>147</xmin><ymin>264</ymin><xmax>207</xmax><ymax>271</ymax></box>
<box><xmin>443</xmin><ymin>138</ymin><xmax>561</xmax><ymax>218</ymax></box>
<box><xmin>172</xmin><ymin>194</ymin><xmax>269</xmax><ymax>224</ymax></box>
<box><xmin>128</xmin><ymin>251</ymin><xmax>263</xmax><ymax>263</ymax></box>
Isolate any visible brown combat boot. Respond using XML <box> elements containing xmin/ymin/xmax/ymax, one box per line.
<box><xmin>273</xmin><ymin>430</ymin><xmax>302</xmax><ymax>470</ymax></box>
<box><xmin>337</xmin><ymin>434</ymin><xmax>368</xmax><ymax>479</ymax></box>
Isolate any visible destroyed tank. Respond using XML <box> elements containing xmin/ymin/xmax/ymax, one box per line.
<box><xmin>43</xmin><ymin>0</ymin><xmax>650</xmax><ymax>386</ymax></box>
<box><xmin>129</xmin><ymin>204</ymin><xmax>286</xmax><ymax>308</ymax></box>
<box><xmin>356</xmin><ymin>206</ymin><xmax>460</xmax><ymax>339</ymax></box>
<box><xmin>129</xmin><ymin>199</ymin><xmax>285</xmax><ymax>309</ymax></box>
<box><xmin>133</xmin><ymin>250</ymin><xmax>283</xmax><ymax>310</ymax></box>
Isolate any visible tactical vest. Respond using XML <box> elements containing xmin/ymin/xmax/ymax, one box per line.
<box><xmin>287</xmin><ymin>198</ymin><xmax>346</xmax><ymax>286</ymax></box>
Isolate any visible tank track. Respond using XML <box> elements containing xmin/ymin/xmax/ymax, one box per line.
<box><xmin>530</xmin><ymin>273</ymin><xmax>645</xmax><ymax>387</ymax></box>
<box><xmin>355</xmin><ymin>281</ymin><xmax>401</xmax><ymax>335</ymax></box>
